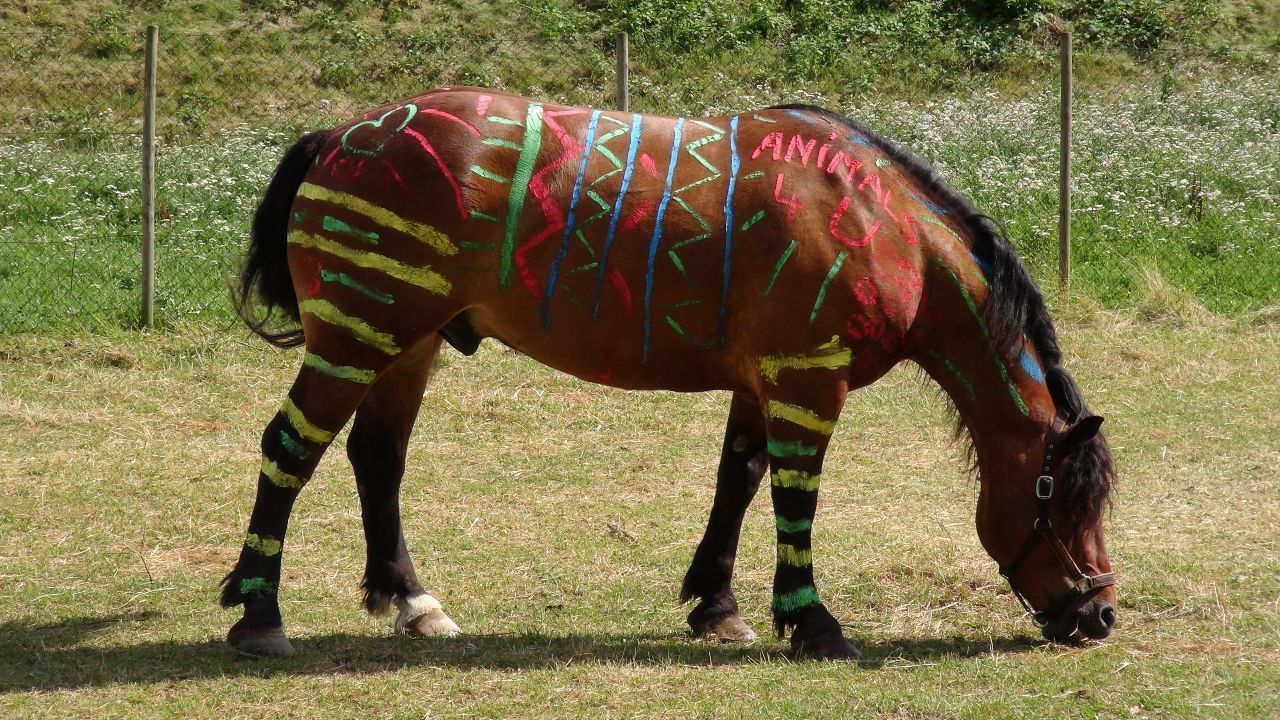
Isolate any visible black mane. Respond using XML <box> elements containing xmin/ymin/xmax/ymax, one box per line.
<box><xmin>773</xmin><ymin>104</ymin><xmax>1114</xmax><ymax>526</ymax></box>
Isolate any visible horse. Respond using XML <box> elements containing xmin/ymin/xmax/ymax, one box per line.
<box><xmin>223</xmin><ymin>87</ymin><xmax>1118</xmax><ymax>659</ymax></box>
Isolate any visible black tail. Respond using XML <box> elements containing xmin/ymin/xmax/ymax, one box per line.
<box><xmin>235</xmin><ymin>130</ymin><xmax>330</xmax><ymax>348</ymax></box>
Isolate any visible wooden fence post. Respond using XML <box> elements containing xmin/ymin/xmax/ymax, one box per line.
<box><xmin>1058</xmin><ymin>29</ymin><xmax>1072</xmax><ymax>297</ymax></box>
<box><xmin>615</xmin><ymin>31</ymin><xmax>629</xmax><ymax>112</ymax></box>
<box><xmin>141</xmin><ymin>25</ymin><xmax>158</xmax><ymax>327</ymax></box>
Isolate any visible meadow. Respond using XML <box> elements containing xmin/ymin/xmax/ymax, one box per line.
<box><xmin>0</xmin><ymin>308</ymin><xmax>1277</xmax><ymax>718</ymax></box>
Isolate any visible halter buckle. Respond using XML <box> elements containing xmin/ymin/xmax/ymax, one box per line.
<box><xmin>1035</xmin><ymin>475</ymin><xmax>1054</xmax><ymax>500</ymax></box>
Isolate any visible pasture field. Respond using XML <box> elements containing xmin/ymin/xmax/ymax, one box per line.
<box><xmin>0</xmin><ymin>307</ymin><xmax>1277</xmax><ymax>718</ymax></box>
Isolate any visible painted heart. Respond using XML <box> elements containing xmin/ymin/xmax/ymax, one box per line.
<box><xmin>340</xmin><ymin>104</ymin><xmax>418</xmax><ymax>158</ymax></box>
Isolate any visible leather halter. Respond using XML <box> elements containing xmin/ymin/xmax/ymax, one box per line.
<box><xmin>998</xmin><ymin>415</ymin><xmax>1116</xmax><ymax>626</ymax></box>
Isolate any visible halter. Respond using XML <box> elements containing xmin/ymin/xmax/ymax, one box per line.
<box><xmin>998</xmin><ymin>415</ymin><xmax>1116</xmax><ymax>627</ymax></box>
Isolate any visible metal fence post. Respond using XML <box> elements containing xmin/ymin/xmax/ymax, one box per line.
<box><xmin>615</xmin><ymin>31</ymin><xmax>629</xmax><ymax>112</ymax></box>
<box><xmin>141</xmin><ymin>25</ymin><xmax>158</xmax><ymax>327</ymax></box>
<box><xmin>1058</xmin><ymin>29</ymin><xmax>1072</xmax><ymax>297</ymax></box>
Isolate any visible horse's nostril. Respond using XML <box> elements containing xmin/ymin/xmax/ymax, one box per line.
<box><xmin>1098</xmin><ymin>604</ymin><xmax>1116</xmax><ymax>629</ymax></box>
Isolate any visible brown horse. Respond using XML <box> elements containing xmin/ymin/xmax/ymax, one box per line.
<box><xmin>224</xmin><ymin>87</ymin><xmax>1117</xmax><ymax>659</ymax></box>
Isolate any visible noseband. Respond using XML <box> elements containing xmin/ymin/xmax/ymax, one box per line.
<box><xmin>998</xmin><ymin>415</ymin><xmax>1116</xmax><ymax>626</ymax></box>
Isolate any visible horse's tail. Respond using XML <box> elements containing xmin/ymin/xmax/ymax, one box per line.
<box><xmin>235</xmin><ymin>130</ymin><xmax>331</xmax><ymax>349</ymax></box>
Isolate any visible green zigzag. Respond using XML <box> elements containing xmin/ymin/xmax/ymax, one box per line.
<box><xmin>662</xmin><ymin>120</ymin><xmax>724</xmax><ymax>346</ymax></box>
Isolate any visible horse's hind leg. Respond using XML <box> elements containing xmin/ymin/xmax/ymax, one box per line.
<box><xmin>681</xmin><ymin>392</ymin><xmax>768</xmax><ymax>641</ymax></box>
<box><xmin>220</xmin><ymin>336</ymin><xmax>396</xmax><ymax>657</ymax></box>
<box><xmin>347</xmin><ymin>334</ymin><xmax>460</xmax><ymax>637</ymax></box>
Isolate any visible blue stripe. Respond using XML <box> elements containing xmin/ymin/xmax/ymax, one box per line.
<box><xmin>849</xmin><ymin>134</ymin><xmax>871</xmax><ymax>147</ymax></box>
<box><xmin>543</xmin><ymin>109</ymin><xmax>602</xmax><ymax>330</ymax></box>
<box><xmin>718</xmin><ymin>115</ymin><xmax>740</xmax><ymax>346</ymax></box>
<box><xmin>909</xmin><ymin>191</ymin><xmax>949</xmax><ymax>215</ymax></box>
<box><xmin>643</xmin><ymin>118</ymin><xmax>684</xmax><ymax>362</ymax></box>
<box><xmin>591</xmin><ymin>113</ymin><xmax>644</xmax><ymax>320</ymax></box>
<box><xmin>971</xmin><ymin>251</ymin><xmax>994</xmax><ymax>278</ymax></box>
<box><xmin>1019</xmin><ymin>346</ymin><xmax>1046</xmax><ymax>383</ymax></box>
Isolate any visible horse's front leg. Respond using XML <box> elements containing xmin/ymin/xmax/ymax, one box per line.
<box><xmin>347</xmin><ymin>334</ymin><xmax>460</xmax><ymax>637</ymax></box>
<box><xmin>681</xmin><ymin>392</ymin><xmax>768</xmax><ymax>641</ymax></box>
<box><xmin>762</xmin><ymin>373</ymin><xmax>860</xmax><ymax>659</ymax></box>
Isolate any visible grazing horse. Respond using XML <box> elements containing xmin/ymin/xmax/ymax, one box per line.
<box><xmin>224</xmin><ymin>87</ymin><xmax>1118</xmax><ymax>658</ymax></box>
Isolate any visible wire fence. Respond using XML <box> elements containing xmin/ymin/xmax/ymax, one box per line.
<box><xmin>1</xmin><ymin>27</ymin><xmax>1276</xmax><ymax>332</ymax></box>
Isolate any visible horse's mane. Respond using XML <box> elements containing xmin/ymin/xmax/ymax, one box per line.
<box><xmin>773</xmin><ymin>104</ymin><xmax>1114</xmax><ymax>526</ymax></box>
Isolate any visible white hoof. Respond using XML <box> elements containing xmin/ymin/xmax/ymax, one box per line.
<box><xmin>705</xmin><ymin>615</ymin><xmax>758</xmax><ymax>643</ymax></box>
<box><xmin>395</xmin><ymin>594</ymin><xmax>461</xmax><ymax>637</ymax></box>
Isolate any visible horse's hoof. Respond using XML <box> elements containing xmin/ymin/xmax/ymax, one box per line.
<box><xmin>790</xmin><ymin>632</ymin><xmax>861</xmax><ymax>660</ymax></box>
<box><xmin>227</xmin><ymin>625</ymin><xmax>295</xmax><ymax>658</ymax></box>
<box><xmin>395</xmin><ymin>594</ymin><xmax>461</xmax><ymax>637</ymax></box>
<box><xmin>699</xmin><ymin>614</ymin><xmax>758</xmax><ymax>642</ymax></box>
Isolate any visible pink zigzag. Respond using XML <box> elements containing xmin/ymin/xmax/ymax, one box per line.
<box><xmin>514</xmin><ymin>109</ymin><xmax>588</xmax><ymax>299</ymax></box>
<box><xmin>402</xmin><ymin>126</ymin><xmax>467</xmax><ymax>219</ymax></box>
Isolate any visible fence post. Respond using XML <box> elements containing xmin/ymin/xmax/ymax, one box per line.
<box><xmin>1058</xmin><ymin>29</ymin><xmax>1072</xmax><ymax>298</ymax></box>
<box><xmin>141</xmin><ymin>25</ymin><xmax>158</xmax><ymax>328</ymax></box>
<box><xmin>615</xmin><ymin>31</ymin><xmax>629</xmax><ymax>112</ymax></box>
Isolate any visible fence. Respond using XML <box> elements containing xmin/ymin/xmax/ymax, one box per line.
<box><xmin>1</xmin><ymin>26</ymin><xmax>1276</xmax><ymax>332</ymax></box>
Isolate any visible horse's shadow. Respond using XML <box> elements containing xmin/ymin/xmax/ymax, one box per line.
<box><xmin>0</xmin><ymin>610</ymin><xmax>1041</xmax><ymax>693</ymax></box>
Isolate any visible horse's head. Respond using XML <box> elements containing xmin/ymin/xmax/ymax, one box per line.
<box><xmin>976</xmin><ymin>414</ymin><xmax>1117</xmax><ymax>643</ymax></box>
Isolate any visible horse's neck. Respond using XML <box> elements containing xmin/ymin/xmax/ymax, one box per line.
<box><xmin>915</xmin><ymin>294</ymin><xmax>1054</xmax><ymax>477</ymax></box>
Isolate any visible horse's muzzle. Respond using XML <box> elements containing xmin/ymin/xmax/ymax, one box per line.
<box><xmin>1042</xmin><ymin>597</ymin><xmax>1117</xmax><ymax>643</ymax></box>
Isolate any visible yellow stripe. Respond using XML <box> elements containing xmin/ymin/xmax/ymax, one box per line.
<box><xmin>244</xmin><ymin>532</ymin><xmax>282</xmax><ymax>557</ymax></box>
<box><xmin>289</xmin><ymin>230</ymin><xmax>451</xmax><ymax>296</ymax></box>
<box><xmin>777</xmin><ymin>544</ymin><xmax>812</xmax><ymax>567</ymax></box>
<box><xmin>772</xmin><ymin>469</ymin><xmax>820</xmax><ymax>491</ymax></box>
<box><xmin>261</xmin><ymin>457</ymin><xmax>306</xmax><ymax>489</ymax></box>
<box><xmin>758</xmin><ymin>336</ymin><xmax>852</xmax><ymax>383</ymax></box>
<box><xmin>298</xmin><ymin>183</ymin><xmax>457</xmax><ymax>256</ymax></box>
<box><xmin>767</xmin><ymin>401</ymin><xmax>837</xmax><ymax>435</ymax></box>
<box><xmin>280</xmin><ymin>398</ymin><xmax>334</xmax><ymax>443</ymax></box>
<box><xmin>298</xmin><ymin>298</ymin><xmax>400</xmax><ymax>355</ymax></box>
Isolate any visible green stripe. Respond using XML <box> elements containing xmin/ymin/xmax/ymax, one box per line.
<box><xmin>772</xmin><ymin>468</ymin><xmax>821</xmax><ymax>491</ymax></box>
<box><xmin>470</xmin><ymin>165</ymin><xmax>508</xmax><ymax>183</ymax></box>
<box><xmin>289</xmin><ymin>230</ymin><xmax>451</xmax><ymax>295</ymax></box>
<box><xmin>763</xmin><ymin>240</ymin><xmax>798</xmax><ymax>297</ymax></box>
<box><xmin>279</xmin><ymin>430</ymin><xmax>309</xmax><ymax>460</ymax></box>
<box><xmin>239</xmin><ymin>577</ymin><xmax>276</xmax><ymax>597</ymax></box>
<box><xmin>322</xmin><ymin>215</ymin><xmax>379</xmax><ymax>243</ymax></box>
<box><xmin>487</xmin><ymin>115</ymin><xmax>523</xmax><ymax>126</ymax></box>
<box><xmin>925</xmin><ymin>349</ymin><xmax>976</xmax><ymax>400</ymax></box>
<box><xmin>297</xmin><ymin>298</ymin><xmax>399</xmax><ymax>355</ymax></box>
<box><xmin>482</xmin><ymin>137</ymin><xmax>522</xmax><ymax>149</ymax></box>
<box><xmin>469</xmin><ymin>209</ymin><xmax>501</xmax><ymax>222</ymax></box>
<box><xmin>244</xmin><ymin>532</ymin><xmax>282</xmax><ymax>557</ymax></box>
<box><xmin>303</xmin><ymin>352</ymin><xmax>375</xmax><ymax>384</ymax></box>
<box><xmin>664</xmin><ymin>316</ymin><xmax>713</xmax><ymax>349</ymax></box>
<box><xmin>320</xmin><ymin>269</ymin><xmax>394</xmax><ymax>304</ymax></box>
<box><xmin>810</xmin><ymin>251</ymin><xmax>847</xmax><ymax>323</ymax></box>
<box><xmin>501</xmin><ymin>102</ymin><xmax>544</xmax><ymax>288</ymax></box>
<box><xmin>297</xmin><ymin>183</ymin><xmax>455</xmax><ymax>255</ymax></box>
<box><xmin>740</xmin><ymin>210</ymin><xmax>765</xmax><ymax>231</ymax></box>
<box><xmin>934</xmin><ymin>258</ymin><xmax>1029</xmax><ymax>415</ymax></box>
<box><xmin>742</xmin><ymin>170</ymin><xmax>765</xmax><ymax>179</ymax></box>
<box><xmin>767</xmin><ymin>438</ymin><xmax>817</xmax><ymax>457</ymax></box>
<box><xmin>775</xmin><ymin>516</ymin><xmax>813</xmax><ymax>533</ymax></box>
<box><xmin>773</xmin><ymin>586</ymin><xmax>821</xmax><ymax>613</ymax></box>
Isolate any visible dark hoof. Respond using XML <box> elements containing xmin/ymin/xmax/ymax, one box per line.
<box><xmin>694</xmin><ymin>613</ymin><xmax>758</xmax><ymax>642</ymax></box>
<box><xmin>227</xmin><ymin>624</ymin><xmax>295</xmax><ymax>658</ymax></box>
<box><xmin>790</xmin><ymin>632</ymin><xmax>861</xmax><ymax>660</ymax></box>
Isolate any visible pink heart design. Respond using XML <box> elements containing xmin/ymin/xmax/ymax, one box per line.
<box><xmin>340</xmin><ymin>104</ymin><xmax>418</xmax><ymax>157</ymax></box>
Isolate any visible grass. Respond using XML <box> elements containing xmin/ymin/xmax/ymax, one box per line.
<box><xmin>0</xmin><ymin>305</ymin><xmax>1277</xmax><ymax>718</ymax></box>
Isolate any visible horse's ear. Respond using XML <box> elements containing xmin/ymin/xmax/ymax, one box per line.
<box><xmin>1063</xmin><ymin>415</ymin><xmax>1104</xmax><ymax>450</ymax></box>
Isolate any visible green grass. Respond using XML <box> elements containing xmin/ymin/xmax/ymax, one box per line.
<box><xmin>0</xmin><ymin>311</ymin><xmax>1277</xmax><ymax>718</ymax></box>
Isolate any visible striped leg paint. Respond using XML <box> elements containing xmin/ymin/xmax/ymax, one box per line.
<box><xmin>762</xmin><ymin>391</ymin><xmax>860</xmax><ymax>658</ymax></box>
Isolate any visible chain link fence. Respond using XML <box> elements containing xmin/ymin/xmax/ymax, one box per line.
<box><xmin>1</xmin><ymin>27</ymin><xmax>1276</xmax><ymax>332</ymax></box>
